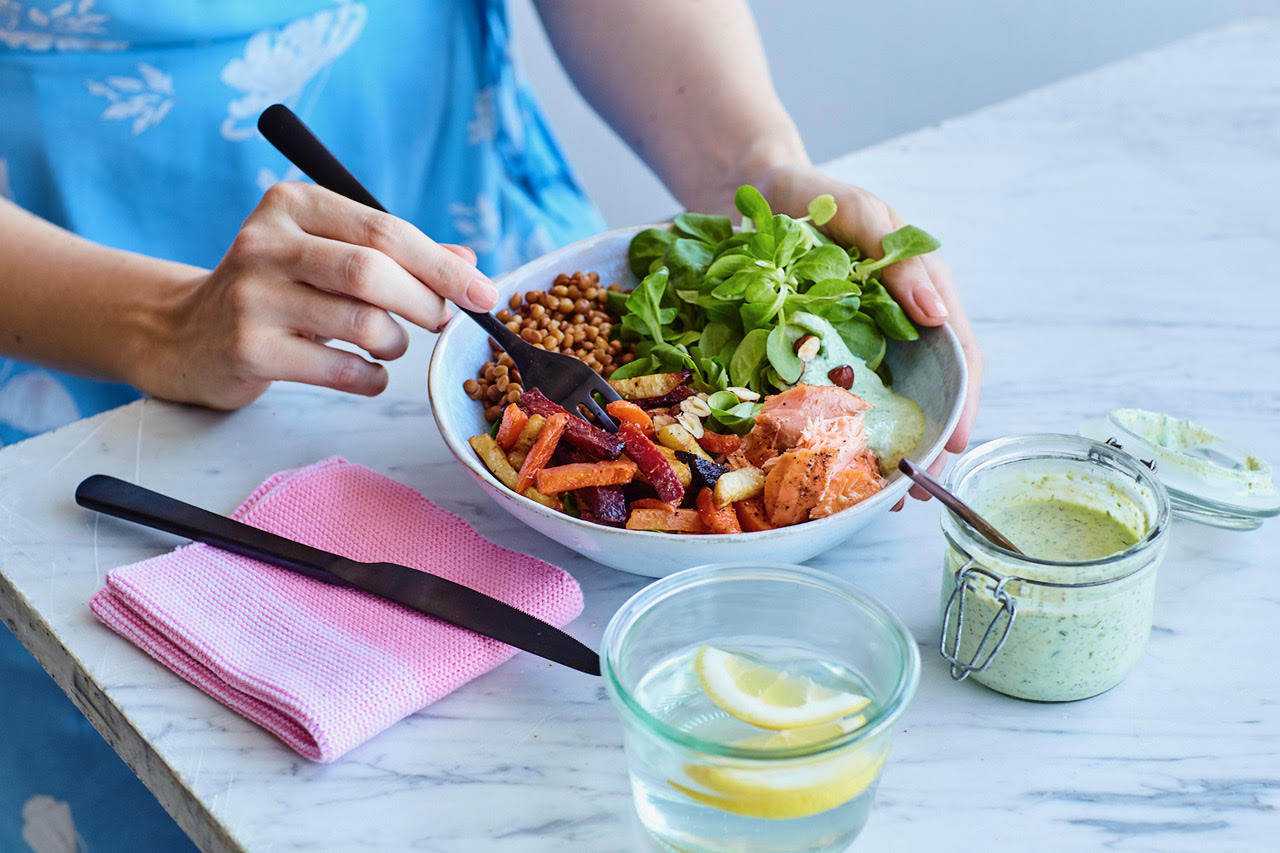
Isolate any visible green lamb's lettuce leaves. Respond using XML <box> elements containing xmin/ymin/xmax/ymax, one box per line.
<box><xmin>625</xmin><ymin>268</ymin><xmax>676</xmax><ymax>343</ymax></box>
<box><xmin>734</xmin><ymin>185</ymin><xmax>772</xmax><ymax>229</ymax></box>
<box><xmin>859</xmin><ymin>279</ymin><xmax>919</xmax><ymax>341</ymax></box>
<box><xmin>729</xmin><ymin>328</ymin><xmax>769</xmax><ymax>387</ymax></box>
<box><xmin>707</xmin><ymin>400</ymin><xmax>763</xmax><ymax>436</ymax></box>
<box><xmin>673</xmin><ymin>212</ymin><xmax>733</xmax><ymax>244</ymax></box>
<box><xmin>832</xmin><ymin>312</ymin><xmax>888</xmax><ymax>369</ymax></box>
<box><xmin>664</xmin><ymin>238</ymin><xmax>714</xmax><ymax>290</ymax></box>
<box><xmin>791</xmin><ymin>245</ymin><xmax>852</xmax><ymax>284</ymax></box>
<box><xmin>611</xmin><ymin>185</ymin><xmax>933</xmax><ymax>399</ymax></box>
<box><xmin>807</xmin><ymin>193</ymin><xmax>837</xmax><ymax>227</ymax></box>
<box><xmin>854</xmin><ymin>225</ymin><xmax>941</xmax><ymax>276</ymax></box>
<box><xmin>699</xmin><ymin>322</ymin><xmax>738</xmax><ymax>360</ymax></box>
<box><xmin>766</xmin><ymin>324</ymin><xmax>804</xmax><ymax>384</ymax></box>
<box><xmin>628</xmin><ymin>228</ymin><xmax>676</xmax><ymax>279</ymax></box>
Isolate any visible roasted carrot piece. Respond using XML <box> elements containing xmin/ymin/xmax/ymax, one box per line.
<box><xmin>536</xmin><ymin>459</ymin><xmax>637</xmax><ymax>494</ymax></box>
<box><xmin>605</xmin><ymin>399</ymin><xmax>655</xmax><ymax>437</ymax></box>
<box><xmin>495</xmin><ymin>403</ymin><xmax>529</xmax><ymax>451</ymax></box>
<box><xmin>516</xmin><ymin>412</ymin><xmax>567</xmax><ymax>494</ymax></box>
<box><xmin>734</xmin><ymin>496</ymin><xmax>774</xmax><ymax>532</ymax></box>
<box><xmin>698</xmin><ymin>430</ymin><xmax>742</xmax><ymax>456</ymax></box>
<box><xmin>697</xmin><ymin>487</ymin><xmax>742</xmax><ymax>534</ymax></box>
<box><xmin>625</xmin><ymin>507</ymin><xmax>708</xmax><ymax>533</ymax></box>
<box><xmin>630</xmin><ymin>498</ymin><xmax>678</xmax><ymax>511</ymax></box>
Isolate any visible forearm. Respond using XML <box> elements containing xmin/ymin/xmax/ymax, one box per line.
<box><xmin>0</xmin><ymin>199</ymin><xmax>201</xmax><ymax>385</ymax></box>
<box><xmin>534</xmin><ymin>0</ymin><xmax>808</xmax><ymax>214</ymax></box>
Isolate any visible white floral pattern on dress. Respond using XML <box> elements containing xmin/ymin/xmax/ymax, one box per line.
<box><xmin>219</xmin><ymin>2</ymin><xmax>367</xmax><ymax>142</ymax></box>
<box><xmin>451</xmin><ymin>193</ymin><xmax>553</xmax><ymax>272</ymax></box>
<box><xmin>0</xmin><ymin>157</ymin><xmax>12</xmax><ymax>200</ymax></box>
<box><xmin>0</xmin><ymin>0</ymin><xmax>126</xmax><ymax>51</ymax></box>
<box><xmin>85</xmin><ymin>62</ymin><xmax>174</xmax><ymax>136</ymax></box>
<box><xmin>256</xmin><ymin>163</ymin><xmax>304</xmax><ymax>193</ymax></box>
<box><xmin>20</xmin><ymin>795</ymin><xmax>87</xmax><ymax>853</ymax></box>
<box><xmin>0</xmin><ymin>370</ymin><xmax>81</xmax><ymax>436</ymax></box>
<box><xmin>467</xmin><ymin>87</ymin><xmax>496</xmax><ymax>145</ymax></box>
<box><xmin>20</xmin><ymin>795</ymin><xmax>86</xmax><ymax>853</ymax></box>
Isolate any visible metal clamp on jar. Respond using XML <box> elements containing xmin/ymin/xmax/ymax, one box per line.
<box><xmin>938</xmin><ymin>434</ymin><xmax>1171</xmax><ymax>702</ymax></box>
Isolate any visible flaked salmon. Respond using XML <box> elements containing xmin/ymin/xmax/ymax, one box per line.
<box><xmin>742</xmin><ymin>385</ymin><xmax>885</xmax><ymax>525</ymax></box>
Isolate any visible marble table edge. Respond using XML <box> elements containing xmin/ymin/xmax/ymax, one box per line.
<box><xmin>0</xmin><ymin>568</ymin><xmax>237</xmax><ymax>853</ymax></box>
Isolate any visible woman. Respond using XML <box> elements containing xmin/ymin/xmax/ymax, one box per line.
<box><xmin>0</xmin><ymin>1</ymin><xmax>982</xmax><ymax>848</ymax></box>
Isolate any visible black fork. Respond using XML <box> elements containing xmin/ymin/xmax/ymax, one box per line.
<box><xmin>256</xmin><ymin>104</ymin><xmax>621</xmax><ymax>431</ymax></box>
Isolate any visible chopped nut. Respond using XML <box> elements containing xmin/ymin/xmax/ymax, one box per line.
<box><xmin>681</xmin><ymin>396</ymin><xmax>712</xmax><ymax>418</ymax></box>
<box><xmin>828</xmin><ymin>365</ymin><xmax>855</xmax><ymax>389</ymax></box>
<box><xmin>652</xmin><ymin>414</ymin><xmax>679</xmax><ymax>430</ymax></box>
<box><xmin>727</xmin><ymin>386</ymin><xmax>760</xmax><ymax>402</ymax></box>
<box><xmin>676</xmin><ymin>411</ymin><xmax>705</xmax><ymax>439</ymax></box>
<box><xmin>794</xmin><ymin>334</ymin><xmax>821</xmax><ymax>362</ymax></box>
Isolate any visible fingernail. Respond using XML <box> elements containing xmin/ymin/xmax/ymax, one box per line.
<box><xmin>915</xmin><ymin>287</ymin><xmax>949</xmax><ymax>320</ymax></box>
<box><xmin>466</xmin><ymin>278</ymin><xmax>498</xmax><ymax>309</ymax></box>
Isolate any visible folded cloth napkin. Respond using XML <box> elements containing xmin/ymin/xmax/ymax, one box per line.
<box><xmin>89</xmin><ymin>457</ymin><xmax>584</xmax><ymax>763</ymax></box>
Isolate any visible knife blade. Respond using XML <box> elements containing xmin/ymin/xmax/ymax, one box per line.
<box><xmin>75</xmin><ymin>474</ymin><xmax>601</xmax><ymax>676</ymax></box>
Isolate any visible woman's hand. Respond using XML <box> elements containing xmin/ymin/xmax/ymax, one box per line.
<box><xmin>756</xmin><ymin>164</ymin><xmax>984</xmax><ymax>501</ymax></box>
<box><xmin>135</xmin><ymin>182</ymin><xmax>497</xmax><ymax>410</ymax></box>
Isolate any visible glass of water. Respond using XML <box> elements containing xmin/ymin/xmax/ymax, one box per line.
<box><xmin>602</xmin><ymin>562</ymin><xmax>920</xmax><ymax>853</ymax></box>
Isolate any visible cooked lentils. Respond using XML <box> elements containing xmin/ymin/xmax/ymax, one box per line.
<box><xmin>462</xmin><ymin>271</ymin><xmax>636</xmax><ymax>421</ymax></box>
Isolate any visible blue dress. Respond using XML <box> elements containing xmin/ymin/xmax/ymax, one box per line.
<box><xmin>0</xmin><ymin>1</ymin><xmax>603</xmax><ymax>848</ymax></box>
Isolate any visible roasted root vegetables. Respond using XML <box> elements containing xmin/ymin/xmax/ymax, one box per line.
<box><xmin>495</xmin><ymin>404</ymin><xmax>529</xmax><ymax>451</ymax></box>
<box><xmin>535</xmin><ymin>459</ymin><xmax>637</xmax><ymax>494</ymax></box>
<box><xmin>469</xmin><ymin>372</ymin><xmax>887</xmax><ymax>534</ymax></box>
<box><xmin>607</xmin><ymin>370</ymin><xmax>690</xmax><ymax>400</ymax></box>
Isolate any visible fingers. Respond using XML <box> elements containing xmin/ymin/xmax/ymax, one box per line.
<box><xmin>266</xmin><ymin>335</ymin><xmax>390</xmax><ymax>397</ymax></box>
<box><xmin>881</xmin><ymin>207</ymin><xmax>948</xmax><ymax>326</ymax></box>
<box><xmin>909</xmin><ymin>452</ymin><xmax>949</xmax><ymax>502</ymax></box>
<box><xmin>289</xmin><ymin>234</ymin><xmax>453</xmax><ymax>332</ymax></box>
<box><xmin>259</xmin><ymin>182</ymin><xmax>498</xmax><ymax>314</ymax></box>
<box><xmin>272</xmin><ymin>280</ymin><xmax>409</xmax><ymax>360</ymax></box>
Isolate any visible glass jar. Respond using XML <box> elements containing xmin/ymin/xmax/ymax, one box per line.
<box><xmin>939</xmin><ymin>434</ymin><xmax>1171</xmax><ymax>702</ymax></box>
<box><xmin>603</xmin><ymin>563</ymin><xmax>919</xmax><ymax>853</ymax></box>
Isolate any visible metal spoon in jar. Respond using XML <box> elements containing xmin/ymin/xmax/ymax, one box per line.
<box><xmin>897</xmin><ymin>458</ymin><xmax>1025</xmax><ymax>555</ymax></box>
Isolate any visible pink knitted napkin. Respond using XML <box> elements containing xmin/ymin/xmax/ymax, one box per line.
<box><xmin>89</xmin><ymin>457</ymin><xmax>584</xmax><ymax>763</ymax></box>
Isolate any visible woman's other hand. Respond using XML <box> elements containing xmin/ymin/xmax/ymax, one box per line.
<box><xmin>757</xmin><ymin>164</ymin><xmax>984</xmax><ymax>501</ymax></box>
<box><xmin>138</xmin><ymin>182</ymin><xmax>496</xmax><ymax>409</ymax></box>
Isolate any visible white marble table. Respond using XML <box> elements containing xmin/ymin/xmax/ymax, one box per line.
<box><xmin>3</xmin><ymin>19</ymin><xmax>1279</xmax><ymax>853</ymax></box>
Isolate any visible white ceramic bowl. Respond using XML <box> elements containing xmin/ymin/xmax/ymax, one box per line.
<box><xmin>428</xmin><ymin>225</ymin><xmax>968</xmax><ymax>577</ymax></box>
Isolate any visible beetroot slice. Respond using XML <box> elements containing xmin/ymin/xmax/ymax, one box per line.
<box><xmin>519</xmin><ymin>388</ymin><xmax>624</xmax><ymax>459</ymax></box>
<box><xmin>576</xmin><ymin>485</ymin><xmax>628</xmax><ymax>525</ymax></box>
<box><xmin>617</xmin><ymin>423</ymin><xmax>685</xmax><ymax>505</ymax></box>
<box><xmin>633</xmin><ymin>385</ymin><xmax>696</xmax><ymax>410</ymax></box>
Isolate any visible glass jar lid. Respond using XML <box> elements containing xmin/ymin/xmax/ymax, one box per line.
<box><xmin>1079</xmin><ymin>408</ymin><xmax>1278</xmax><ymax>530</ymax></box>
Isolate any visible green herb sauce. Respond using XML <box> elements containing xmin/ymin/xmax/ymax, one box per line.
<box><xmin>984</xmin><ymin>498</ymin><xmax>1140</xmax><ymax>562</ymax></box>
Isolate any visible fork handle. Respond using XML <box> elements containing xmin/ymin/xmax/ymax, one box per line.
<box><xmin>256</xmin><ymin>104</ymin><xmax>525</xmax><ymax>349</ymax></box>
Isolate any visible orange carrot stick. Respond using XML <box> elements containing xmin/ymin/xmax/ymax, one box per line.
<box><xmin>535</xmin><ymin>459</ymin><xmax>637</xmax><ymax>494</ymax></box>
<box><xmin>515</xmin><ymin>412</ymin><xmax>567</xmax><ymax>493</ymax></box>
<box><xmin>697</xmin><ymin>487</ymin><xmax>742</xmax><ymax>534</ymax></box>
<box><xmin>605</xmin><ymin>399</ymin><xmax>655</xmax><ymax>437</ymax></box>
<box><xmin>495</xmin><ymin>403</ymin><xmax>530</xmax><ymax>451</ymax></box>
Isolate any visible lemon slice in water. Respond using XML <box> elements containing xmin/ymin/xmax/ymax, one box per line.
<box><xmin>671</xmin><ymin>717</ymin><xmax>886</xmax><ymax>820</ymax></box>
<box><xmin>694</xmin><ymin>645</ymin><xmax>871</xmax><ymax>730</ymax></box>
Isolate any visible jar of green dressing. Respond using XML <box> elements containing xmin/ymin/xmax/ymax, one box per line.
<box><xmin>939</xmin><ymin>434</ymin><xmax>1171</xmax><ymax>702</ymax></box>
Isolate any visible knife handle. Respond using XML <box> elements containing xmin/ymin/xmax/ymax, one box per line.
<box><xmin>75</xmin><ymin>474</ymin><xmax>348</xmax><ymax>587</ymax></box>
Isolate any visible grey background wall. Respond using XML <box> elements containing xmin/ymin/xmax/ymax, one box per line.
<box><xmin>509</xmin><ymin>0</ymin><xmax>1278</xmax><ymax>226</ymax></box>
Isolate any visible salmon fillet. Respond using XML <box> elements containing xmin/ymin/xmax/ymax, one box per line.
<box><xmin>745</xmin><ymin>384</ymin><xmax>885</xmax><ymax>525</ymax></box>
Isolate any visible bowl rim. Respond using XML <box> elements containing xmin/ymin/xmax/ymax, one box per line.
<box><xmin>428</xmin><ymin>223</ymin><xmax>969</xmax><ymax>540</ymax></box>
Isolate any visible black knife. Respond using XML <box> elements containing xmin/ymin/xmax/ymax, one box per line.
<box><xmin>75</xmin><ymin>474</ymin><xmax>600</xmax><ymax>676</ymax></box>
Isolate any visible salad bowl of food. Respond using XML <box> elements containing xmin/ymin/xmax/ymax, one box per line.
<box><xmin>429</xmin><ymin>189</ymin><xmax>966</xmax><ymax>576</ymax></box>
